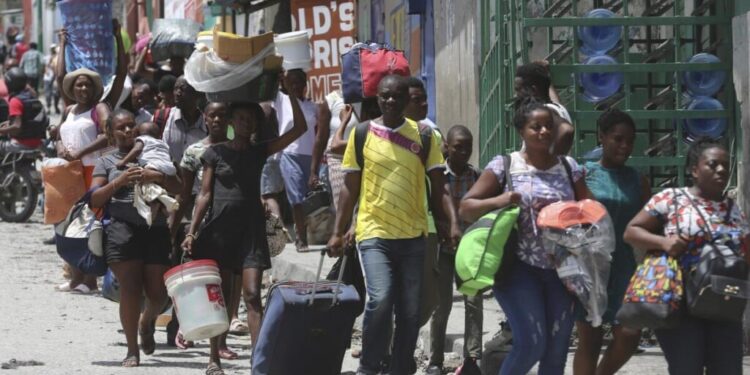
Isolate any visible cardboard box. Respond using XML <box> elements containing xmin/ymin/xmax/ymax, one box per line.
<box><xmin>213</xmin><ymin>29</ymin><xmax>274</xmax><ymax>64</ymax></box>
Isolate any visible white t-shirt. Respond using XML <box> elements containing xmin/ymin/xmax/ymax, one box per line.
<box><xmin>137</xmin><ymin>135</ymin><xmax>176</xmax><ymax>176</ymax></box>
<box><xmin>274</xmin><ymin>92</ymin><xmax>318</xmax><ymax>156</ymax></box>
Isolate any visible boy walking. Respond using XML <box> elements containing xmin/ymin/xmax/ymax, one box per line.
<box><xmin>426</xmin><ymin>125</ymin><xmax>483</xmax><ymax>375</ymax></box>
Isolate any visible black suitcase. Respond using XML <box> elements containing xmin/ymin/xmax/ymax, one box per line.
<box><xmin>252</xmin><ymin>249</ymin><xmax>361</xmax><ymax>375</ymax></box>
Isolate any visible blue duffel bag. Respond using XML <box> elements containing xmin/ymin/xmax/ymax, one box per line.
<box><xmin>55</xmin><ymin>190</ymin><xmax>108</xmax><ymax>276</ymax></box>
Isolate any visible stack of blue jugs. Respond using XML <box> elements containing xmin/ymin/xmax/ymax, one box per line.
<box><xmin>578</xmin><ymin>9</ymin><xmax>624</xmax><ymax>103</ymax></box>
<box><xmin>681</xmin><ymin>53</ymin><xmax>726</xmax><ymax>142</ymax></box>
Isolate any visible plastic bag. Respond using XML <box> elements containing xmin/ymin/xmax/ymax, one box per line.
<box><xmin>58</xmin><ymin>0</ymin><xmax>115</xmax><ymax>84</ymax></box>
<box><xmin>42</xmin><ymin>159</ymin><xmax>86</xmax><ymax>224</ymax></box>
<box><xmin>149</xmin><ymin>19</ymin><xmax>202</xmax><ymax>62</ymax></box>
<box><xmin>539</xmin><ymin>200</ymin><xmax>615</xmax><ymax>327</ymax></box>
<box><xmin>184</xmin><ymin>43</ymin><xmax>275</xmax><ymax>93</ymax></box>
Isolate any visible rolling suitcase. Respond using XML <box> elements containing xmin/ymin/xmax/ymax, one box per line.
<box><xmin>252</xmin><ymin>249</ymin><xmax>361</xmax><ymax>375</ymax></box>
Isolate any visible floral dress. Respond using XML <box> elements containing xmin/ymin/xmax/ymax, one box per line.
<box><xmin>485</xmin><ymin>152</ymin><xmax>584</xmax><ymax>269</ymax></box>
<box><xmin>645</xmin><ymin>188</ymin><xmax>749</xmax><ymax>270</ymax></box>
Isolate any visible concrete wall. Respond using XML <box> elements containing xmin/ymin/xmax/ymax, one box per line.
<box><xmin>433</xmin><ymin>0</ymin><xmax>480</xmax><ymax>165</ymax></box>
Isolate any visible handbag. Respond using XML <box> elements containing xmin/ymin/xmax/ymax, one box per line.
<box><xmin>55</xmin><ymin>188</ymin><xmax>108</xmax><ymax>276</ymax></box>
<box><xmin>301</xmin><ymin>184</ymin><xmax>332</xmax><ymax>217</ymax></box>
<box><xmin>266</xmin><ymin>213</ymin><xmax>288</xmax><ymax>258</ymax></box>
<box><xmin>341</xmin><ymin>42</ymin><xmax>410</xmax><ymax>104</ymax></box>
<box><xmin>615</xmin><ymin>251</ymin><xmax>683</xmax><ymax>329</ymax></box>
<box><xmin>682</xmin><ymin>192</ymin><xmax>750</xmax><ymax>322</ymax></box>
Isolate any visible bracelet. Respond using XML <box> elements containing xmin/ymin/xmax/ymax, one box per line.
<box><xmin>185</xmin><ymin>233</ymin><xmax>196</xmax><ymax>240</ymax></box>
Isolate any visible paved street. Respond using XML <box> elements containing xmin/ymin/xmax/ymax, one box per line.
<box><xmin>2</xmin><ymin>212</ymin><xmax>750</xmax><ymax>374</ymax></box>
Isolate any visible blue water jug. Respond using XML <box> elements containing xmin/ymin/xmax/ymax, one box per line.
<box><xmin>579</xmin><ymin>55</ymin><xmax>624</xmax><ymax>103</ymax></box>
<box><xmin>582</xmin><ymin>146</ymin><xmax>603</xmax><ymax>160</ymax></box>
<box><xmin>578</xmin><ymin>9</ymin><xmax>622</xmax><ymax>56</ymax></box>
<box><xmin>681</xmin><ymin>53</ymin><xmax>726</xmax><ymax>97</ymax></box>
<box><xmin>682</xmin><ymin>96</ymin><xmax>726</xmax><ymax>140</ymax></box>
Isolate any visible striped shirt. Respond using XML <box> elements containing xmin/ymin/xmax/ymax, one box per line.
<box><xmin>342</xmin><ymin>119</ymin><xmax>445</xmax><ymax>241</ymax></box>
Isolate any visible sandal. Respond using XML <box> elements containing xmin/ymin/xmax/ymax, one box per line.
<box><xmin>139</xmin><ymin>320</ymin><xmax>156</xmax><ymax>355</ymax></box>
<box><xmin>229</xmin><ymin>318</ymin><xmax>249</xmax><ymax>335</ymax></box>
<box><xmin>175</xmin><ymin>330</ymin><xmax>195</xmax><ymax>350</ymax></box>
<box><xmin>55</xmin><ymin>282</ymin><xmax>72</xmax><ymax>292</ymax></box>
<box><xmin>122</xmin><ymin>354</ymin><xmax>139</xmax><ymax>367</ymax></box>
<box><xmin>218</xmin><ymin>347</ymin><xmax>239</xmax><ymax>360</ymax></box>
<box><xmin>71</xmin><ymin>284</ymin><xmax>97</xmax><ymax>295</ymax></box>
<box><xmin>206</xmin><ymin>362</ymin><xmax>225</xmax><ymax>375</ymax></box>
<box><xmin>295</xmin><ymin>239</ymin><xmax>309</xmax><ymax>252</ymax></box>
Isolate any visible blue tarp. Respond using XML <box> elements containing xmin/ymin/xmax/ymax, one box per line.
<box><xmin>58</xmin><ymin>0</ymin><xmax>115</xmax><ymax>85</ymax></box>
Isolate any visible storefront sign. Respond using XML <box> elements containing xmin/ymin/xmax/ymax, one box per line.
<box><xmin>291</xmin><ymin>0</ymin><xmax>356</xmax><ymax>101</ymax></box>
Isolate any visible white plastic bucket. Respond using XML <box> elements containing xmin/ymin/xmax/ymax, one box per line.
<box><xmin>196</xmin><ymin>31</ymin><xmax>213</xmax><ymax>49</ymax></box>
<box><xmin>274</xmin><ymin>31</ymin><xmax>312</xmax><ymax>71</ymax></box>
<box><xmin>164</xmin><ymin>260</ymin><xmax>228</xmax><ymax>341</ymax></box>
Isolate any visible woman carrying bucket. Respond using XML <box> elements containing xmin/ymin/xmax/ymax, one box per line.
<box><xmin>89</xmin><ymin>109</ymin><xmax>182</xmax><ymax>367</ymax></box>
<box><xmin>182</xmin><ymin>98</ymin><xmax>307</xmax><ymax>375</ymax></box>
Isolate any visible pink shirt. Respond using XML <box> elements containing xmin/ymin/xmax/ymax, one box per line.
<box><xmin>0</xmin><ymin>80</ymin><xmax>8</xmax><ymax>103</ymax></box>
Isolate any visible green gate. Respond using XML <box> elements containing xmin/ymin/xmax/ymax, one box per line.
<box><xmin>479</xmin><ymin>0</ymin><xmax>737</xmax><ymax>189</ymax></box>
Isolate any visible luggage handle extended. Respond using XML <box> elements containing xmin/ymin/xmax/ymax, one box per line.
<box><xmin>308</xmin><ymin>246</ymin><xmax>349</xmax><ymax>307</ymax></box>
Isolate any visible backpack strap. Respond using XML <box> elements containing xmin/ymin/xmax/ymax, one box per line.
<box><xmin>417</xmin><ymin>123</ymin><xmax>432</xmax><ymax>167</ymax></box>
<box><xmin>559</xmin><ymin>156</ymin><xmax>576</xmax><ymax>200</ymax></box>
<box><xmin>354</xmin><ymin>121</ymin><xmax>369</xmax><ymax>170</ymax></box>
<box><xmin>502</xmin><ymin>155</ymin><xmax>514</xmax><ymax>192</ymax></box>
<box><xmin>355</xmin><ymin>120</ymin><xmax>432</xmax><ymax>169</ymax></box>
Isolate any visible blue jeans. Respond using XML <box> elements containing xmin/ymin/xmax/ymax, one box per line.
<box><xmin>493</xmin><ymin>260</ymin><xmax>576</xmax><ymax>375</ymax></box>
<box><xmin>358</xmin><ymin>236</ymin><xmax>426</xmax><ymax>375</ymax></box>
<box><xmin>655</xmin><ymin>315</ymin><xmax>743</xmax><ymax>375</ymax></box>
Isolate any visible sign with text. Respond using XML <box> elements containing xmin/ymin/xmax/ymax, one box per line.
<box><xmin>291</xmin><ymin>0</ymin><xmax>356</xmax><ymax>102</ymax></box>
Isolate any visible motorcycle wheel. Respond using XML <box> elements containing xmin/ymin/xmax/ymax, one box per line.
<box><xmin>0</xmin><ymin>168</ymin><xmax>38</xmax><ymax>222</ymax></box>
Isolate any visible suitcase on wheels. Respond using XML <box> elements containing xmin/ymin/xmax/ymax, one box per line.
<box><xmin>252</xmin><ymin>249</ymin><xmax>361</xmax><ymax>375</ymax></box>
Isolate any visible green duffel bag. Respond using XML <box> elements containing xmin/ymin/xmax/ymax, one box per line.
<box><xmin>455</xmin><ymin>155</ymin><xmax>519</xmax><ymax>296</ymax></box>
<box><xmin>456</xmin><ymin>206</ymin><xmax>519</xmax><ymax>296</ymax></box>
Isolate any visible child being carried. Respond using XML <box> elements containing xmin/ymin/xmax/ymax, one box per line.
<box><xmin>116</xmin><ymin>121</ymin><xmax>179</xmax><ymax>225</ymax></box>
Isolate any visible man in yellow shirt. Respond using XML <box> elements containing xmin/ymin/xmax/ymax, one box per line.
<box><xmin>328</xmin><ymin>75</ymin><xmax>461</xmax><ymax>375</ymax></box>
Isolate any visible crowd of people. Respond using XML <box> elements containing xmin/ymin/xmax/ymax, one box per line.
<box><xmin>0</xmin><ymin>19</ymin><xmax>747</xmax><ymax>375</ymax></box>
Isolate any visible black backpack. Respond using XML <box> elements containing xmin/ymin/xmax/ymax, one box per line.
<box><xmin>10</xmin><ymin>90</ymin><xmax>49</xmax><ymax>140</ymax></box>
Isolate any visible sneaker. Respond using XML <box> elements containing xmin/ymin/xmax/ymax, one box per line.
<box><xmin>425</xmin><ymin>364</ymin><xmax>442</xmax><ymax>375</ymax></box>
<box><xmin>43</xmin><ymin>237</ymin><xmax>56</xmax><ymax>245</ymax></box>
<box><xmin>460</xmin><ymin>357</ymin><xmax>481</xmax><ymax>375</ymax></box>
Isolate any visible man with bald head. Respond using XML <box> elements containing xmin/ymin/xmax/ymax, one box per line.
<box><xmin>329</xmin><ymin>75</ymin><xmax>461</xmax><ymax>375</ymax></box>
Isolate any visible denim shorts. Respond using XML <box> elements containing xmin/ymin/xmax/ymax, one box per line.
<box><xmin>279</xmin><ymin>152</ymin><xmax>312</xmax><ymax>205</ymax></box>
<box><xmin>261</xmin><ymin>157</ymin><xmax>284</xmax><ymax>196</ymax></box>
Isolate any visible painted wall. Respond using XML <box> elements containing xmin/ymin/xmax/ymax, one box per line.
<box><xmin>433</xmin><ymin>0</ymin><xmax>480</xmax><ymax>164</ymax></box>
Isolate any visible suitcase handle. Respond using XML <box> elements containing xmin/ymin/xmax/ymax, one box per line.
<box><xmin>309</xmin><ymin>247</ymin><xmax>350</xmax><ymax>306</ymax></box>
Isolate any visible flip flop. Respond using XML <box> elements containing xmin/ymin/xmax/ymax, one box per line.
<box><xmin>229</xmin><ymin>318</ymin><xmax>249</xmax><ymax>335</ymax></box>
<box><xmin>70</xmin><ymin>284</ymin><xmax>95</xmax><ymax>295</ymax></box>
<box><xmin>55</xmin><ymin>282</ymin><xmax>72</xmax><ymax>292</ymax></box>
<box><xmin>218</xmin><ymin>347</ymin><xmax>239</xmax><ymax>360</ymax></box>
<box><xmin>122</xmin><ymin>354</ymin><xmax>139</xmax><ymax>367</ymax></box>
<box><xmin>206</xmin><ymin>362</ymin><xmax>225</xmax><ymax>375</ymax></box>
<box><xmin>175</xmin><ymin>331</ymin><xmax>195</xmax><ymax>350</ymax></box>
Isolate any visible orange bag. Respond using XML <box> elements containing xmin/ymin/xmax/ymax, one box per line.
<box><xmin>42</xmin><ymin>160</ymin><xmax>87</xmax><ymax>224</ymax></box>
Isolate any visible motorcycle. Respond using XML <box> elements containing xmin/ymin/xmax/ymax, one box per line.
<box><xmin>0</xmin><ymin>148</ymin><xmax>43</xmax><ymax>222</ymax></box>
